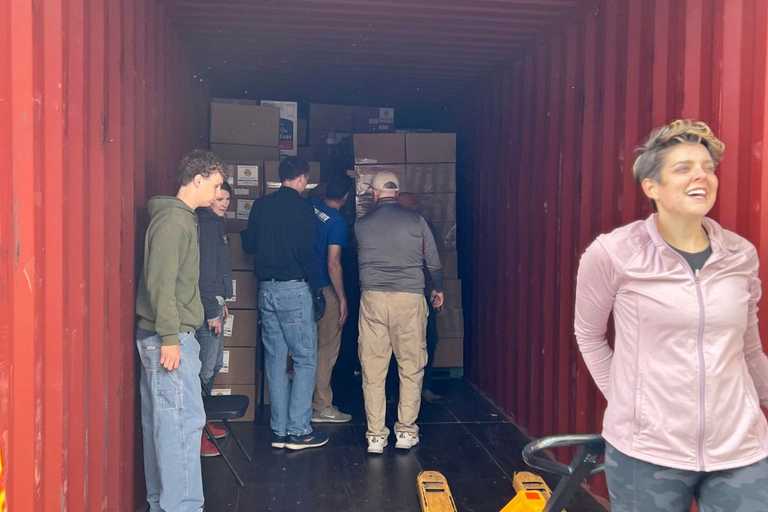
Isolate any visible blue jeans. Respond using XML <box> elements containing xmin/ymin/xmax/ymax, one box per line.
<box><xmin>196</xmin><ymin>323</ymin><xmax>223</xmax><ymax>391</ymax></box>
<box><xmin>259</xmin><ymin>281</ymin><xmax>317</xmax><ymax>437</ymax></box>
<box><xmin>136</xmin><ymin>331</ymin><xmax>206</xmax><ymax>512</ymax></box>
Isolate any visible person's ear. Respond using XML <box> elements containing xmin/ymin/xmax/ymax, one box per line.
<box><xmin>641</xmin><ymin>178</ymin><xmax>658</xmax><ymax>201</ymax></box>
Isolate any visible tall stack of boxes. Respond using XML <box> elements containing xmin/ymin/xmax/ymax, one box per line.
<box><xmin>353</xmin><ymin>132</ymin><xmax>463</xmax><ymax>369</ymax></box>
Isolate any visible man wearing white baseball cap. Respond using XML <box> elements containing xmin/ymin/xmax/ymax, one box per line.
<box><xmin>355</xmin><ymin>170</ymin><xmax>445</xmax><ymax>454</ymax></box>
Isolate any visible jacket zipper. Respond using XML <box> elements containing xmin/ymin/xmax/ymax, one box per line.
<box><xmin>669</xmin><ymin>249</ymin><xmax>708</xmax><ymax>471</ymax></box>
<box><xmin>693</xmin><ymin>269</ymin><xmax>706</xmax><ymax>471</ymax></box>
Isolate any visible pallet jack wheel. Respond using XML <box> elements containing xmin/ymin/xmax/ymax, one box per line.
<box><xmin>417</xmin><ymin>470</ymin><xmax>458</xmax><ymax>512</ymax></box>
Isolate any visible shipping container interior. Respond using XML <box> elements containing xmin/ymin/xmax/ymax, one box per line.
<box><xmin>5</xmin><ymin>0</ymin><xmax>768</xmax><ymax>510</ymax></box>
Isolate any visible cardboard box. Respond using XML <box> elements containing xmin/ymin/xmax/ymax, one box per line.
<box><xmin>228</xmin><ymin>233</ymin><xmax>254</xmax><ymax>271</ymax></box>
<box><xmin>310</xmin><ymin>103</ymin><xmax>395</xmax><ymax>149</ymax></box>
<box><xmin>261</xmin><ymin>100</ymin><xmax>298</xmax><ymax>156</ymax></box>
<box><xmin>211</xmin><ymin>143</ymin><xmax>280</xmax><ymax>163</ymax></box>
<box><xmin>230</xmin><ymin>163</ymin><xmax>261</xmax><ymax>187</ymax></box>
<box><xmin>405</xmin><ymin>164</ymin><xmax>456</xmax><ymax>193</ymax></box>
<box><xmin>222</xmin><ymin>309</ymin><xmax>259</xmax><ymax>348</ymax></box>
<box><xmin>215</xmin><ymin>347</ymin><xmax>257</xmax><ymax>385</ymax></box>
<box><xmin>431</xmin><ymin>222</ymin><xmax>457</xmax><ymax>251</ymax></box>
<box><xmin>210</xmin><ymin>384</ymin><xmax>258</xmax><ymax>421</ymax></box>
<box><xmin>235</xmin><ymin>198</ymin><xmax>255</xmax><ymax>221</ymax></box>
<box><xmin>442</xmin><ymin>279</ymin><xmax>462</xmax><ymax>304</ymax></box>
<box><xmin>433</xmin><ymin>337</ymin><xmax>464</xmax><ymax>368</ymax></box>
<box><xmin>405</xmin><ymin>133</ymin><xmax>456</xmax><ymax>163</ymax></box>
<box><xmin>436</xmin><ymin>307</ymin><xmax>464</xmax><ymax>338</ymax></box>
<box><xmin>353</xmin><ymin>133</ymin><xmax>406</xmax><ymax>164</ymax></box>
<box><xmin>210</xmin><ymin>99</ymin><xmax>280</xmax><ymax>147</ymax></box>
<box><xmin>264</xmin><ymin>160</ymin><xmax>321</xmax><ymax>190</ymax></box>
<box><xmin>416</xmin><ymin>193</ymin><xmax>456</xmax><ymax>222</ymax></box>
<box><xmin>441</xmin><ymin>251</ymin><xmax>458</xmax><ymax>278</ymax></box>
<box><xmin>354</xmin><ymin>164</ymin><xmax>407</xmax><ymax>218</ymax></box>
<box><xmin>228</xmin><ymin>271</ymin><xmax>258</xmax><ymax>309</ymax></box>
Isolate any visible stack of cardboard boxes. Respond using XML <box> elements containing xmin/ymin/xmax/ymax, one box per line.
<box><xmin>353</xmin><ymin>133</ymin><xmax>463</xmax><ymax>369</ymax></box>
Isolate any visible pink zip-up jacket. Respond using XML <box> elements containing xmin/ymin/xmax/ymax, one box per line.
<box><xmin>575</xmin><ymin>214</ymin><xmax>768</xmax><ymax>471</ymax></box>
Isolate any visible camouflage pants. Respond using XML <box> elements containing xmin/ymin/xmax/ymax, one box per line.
<box><xmin>605</xmin><ymin>443</ymin><xmax>768</xmax><ymax>512</ymax></box>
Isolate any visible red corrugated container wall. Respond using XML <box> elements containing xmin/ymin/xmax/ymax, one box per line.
<box><xmin>0</xmin><ymin>1</ymin><xmax>207</xmax><ymax>510</ymax></box>
<box><xmin>461</xmin><ymin>0</ymin><xmax>768</xmax><ymax>495</ymax></box>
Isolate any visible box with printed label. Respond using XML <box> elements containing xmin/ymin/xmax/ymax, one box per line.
<box><xmin>214</xmin><ymin>347</ymin><xmax>257</xmax><ymax>385</ymax></box>
<box><xmin>228</xmin><ymin>271</ymin><xmax>258</xmax><ymax>309</ymax></box>
<box><xmin>210</xmin><ymin>384</ymin><xmax>258</xmax><ymax>421</ymax></box>
<box><xmin>261</xmin><ymin>100</ymin><xmax>298</xmax><ymax>156</ymax></box>
<box><xmin>222</xmin><ymin>309</ymin><xmax>259</xmax><ymax>348</ymax></box>
<box><xmin>353</xmin><ymin>133</ymin><xmax>406</xmax><ymax>164</ymax></box>
<box><xmin>405</xmin><ymin>133</ymin><xmax>456</xmax><ymax>163</ymax></box>
<box><xmin>210</xmin><ymin>99</ymin><xmax>280</xmax><ymax>147</ymax></box>
<box><xmin>309</xmin><ymin>103</ymin><xmax>395</xmax><ymax>150</ymax></box>
<box><xmin>433</xmin><ymin>337</ymin><xmax>464</xmax><ymax>368</ymax></box>
<box><xmin>235</xmin><ymin>199</ymin><xmax>255</xmax><ymax>221</ymax></box>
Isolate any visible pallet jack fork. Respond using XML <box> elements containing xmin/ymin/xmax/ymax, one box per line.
<box><xmin>417</xmin><ymin>434</ymin><xmax>603</xmax><ymax>512</ymax></box>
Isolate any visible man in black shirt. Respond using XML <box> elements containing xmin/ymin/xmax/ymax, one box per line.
<box><xmin>241</xmin><ymin>157</ymin><xmax>328</xmax><ymax>450</ymax></box>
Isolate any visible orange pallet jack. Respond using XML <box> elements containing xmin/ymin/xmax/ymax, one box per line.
<box><xmin>501</xmin><ymin>434</ymin><xmax>604</xmax><ymax>512</ymax></box>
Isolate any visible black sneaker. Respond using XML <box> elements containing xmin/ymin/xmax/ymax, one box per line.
<box><xmin>271</xmin><ymin>433</ymin><xmax>288</xmax><ymax>449</ymax></box>
<box><xmin>285</xmin><ymin>431</ymin><xmax>329</xmax><ymax>451</ymax></box>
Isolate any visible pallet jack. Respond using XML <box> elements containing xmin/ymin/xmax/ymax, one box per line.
<box><xmin>417</xmin><ymin>434</ymin><xmax>604</xmax><ymax>512</ymax></box>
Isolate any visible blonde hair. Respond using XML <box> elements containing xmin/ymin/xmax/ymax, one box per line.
<box><xmin>632</xmin><ymin>119</ymin><xmax>725</xmax><ymax>183</ymax></box>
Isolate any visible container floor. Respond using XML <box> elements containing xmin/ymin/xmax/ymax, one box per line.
<box><xmin>202</xmin><ymin>377</ymin><xmax>606</xmax><ymax>512</ymax></box>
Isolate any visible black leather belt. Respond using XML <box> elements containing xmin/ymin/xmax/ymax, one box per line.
<box><xmin>259</xmin><ymin>278</ymin><xmax>306</xmax><ymax>283</ymax></box>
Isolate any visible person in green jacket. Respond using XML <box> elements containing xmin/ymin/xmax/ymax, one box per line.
<box><xmin>135</xmin><ymin>149</ymin><xmax>225</xmax><ymax>512</ymax></box>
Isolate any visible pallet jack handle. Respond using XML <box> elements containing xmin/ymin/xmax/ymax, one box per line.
<box><xmin>521</xmin><ymin>434</ymin><xmax>605</xmax><ymax>511</ymax></box>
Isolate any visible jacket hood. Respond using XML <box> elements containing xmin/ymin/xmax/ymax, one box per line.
<box><xmin>147</xmin><ymin>196</ymin><xmax>195</xmax><ymax>218</ymax></box>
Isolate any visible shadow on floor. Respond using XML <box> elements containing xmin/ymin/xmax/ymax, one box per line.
<box><xmin>202</xmin><ymin>378</ymin><xmax>606</xmax><ymax>512</ymax></box>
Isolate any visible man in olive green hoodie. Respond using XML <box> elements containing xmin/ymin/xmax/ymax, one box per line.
<box><xmin>135</xmin><ymin>150</ymin><xmax>225</xmax><ymax>512</ymax></box>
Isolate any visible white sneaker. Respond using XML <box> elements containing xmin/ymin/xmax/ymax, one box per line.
<box><xmin>395</xmin><ymin>431</ymin><xmax>419</xmax><ymax>450</ymax></box>
<box><xmin>367</xmin><ymin>435</ymin><xmax>388</xmax><ymax>454</ymax></box>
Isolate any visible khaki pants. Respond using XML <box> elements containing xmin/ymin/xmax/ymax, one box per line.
<box><xmin>313</xmin><ymin>286</ymin><xmax>342</xmax><ymax>411</ymax></box>
<box><xmin>358</xmin><ymin>290</ymin><xmax>428</xmax><ymax>437</ymax></box>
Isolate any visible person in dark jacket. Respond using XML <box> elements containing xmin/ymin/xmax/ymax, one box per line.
<box><xmin>196</xmin><ymin>181</ymin><xmax>234</xmax><ymax>456</ymax></box>
<box><xmin>241</xmin><ymin>157</ymin><xmax>329</xmax><ymax>451</ymax></box>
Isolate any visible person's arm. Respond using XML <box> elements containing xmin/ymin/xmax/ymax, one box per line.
<box><xmin>743</xmin><ymin>246</ymin><xmax>768</xmax><ymax>408</ymax></box>
<box><xmin>198</xmin><ymin>219</ymin><xmax>223</xmax><ymax>321</ymax></box>
<box><xmin>327</xmin><ymin>245</ymin><xmax>348</xmax><ymax>326</ymax></box>
<box><xmin>240</xmin><ymin>198</ymin><xmax>261</xmax><ymax>254</ymax></box>
<box><xmin>420</xmin><ymin>217</ymin><xmax>444</xmax><ymax>308</ymax></box>
<box><xmin>573</xmin><ymin>238</ymin><xmax>617</xmax><ymax>397</ymax></box>
<box><xmin>298</xmin><ymin>200</ymin><xmax>318</xmax><ymax>284</ymax></box>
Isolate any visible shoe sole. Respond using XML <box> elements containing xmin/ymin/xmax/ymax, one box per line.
<box><xmin>395</xmin><ymin>440</ymin><xmax>419</xmax><ymax>450</ymax></box>
<box><xmin>285</xmin><ymin>439</ymin><xmax>329</xmax><ymax>451</ymax></box>
<box><xmin>271</xmin><ymin>442</ymin><xmax>286</xmax><ymax>449</ymax></box>
<box><xmin>367</xmin><ymin>444</ymin><xmax>387</xmax><ymax>454</ymax></box>
<box><xmin>201</xmin><ymin>452</ymin><xmax>221</xmax><ymax>458</ymax></box>
<box><xmin>311</xmin><ymin>417</ymin><xmax>352</xmax><ymax>424</ymax></box>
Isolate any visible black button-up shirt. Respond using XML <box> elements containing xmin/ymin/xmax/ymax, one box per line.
<box><xmin>241</xmin><ymin>187</ymin><xmax>317</xmax><ymax>284</ymax></box>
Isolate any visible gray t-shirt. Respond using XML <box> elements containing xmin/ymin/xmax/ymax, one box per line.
<box><xmin>355</xmin><ymin>200</ymin><xmax>443</xmax><ymax>294</ymax></box>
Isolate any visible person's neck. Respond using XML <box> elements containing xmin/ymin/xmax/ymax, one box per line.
<box><xmin>656</xmin><ymin>212</ymin><xmax>709</xmax><ymax>252</ymax></box>
<box><xmin>176</xmin><ymin>187</ymin><xmax>198</xmax><ymax>210</ymax></box>
<box><xmin>282</xmin><ymin>181</ymin><xmax>302</xmax><ymax>193</ymax></box>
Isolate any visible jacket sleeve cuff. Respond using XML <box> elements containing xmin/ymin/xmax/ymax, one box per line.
<box><xmin>161</xmin><ymin>334</ymin><xmax>180</xmax><ymax>346</ymax></box>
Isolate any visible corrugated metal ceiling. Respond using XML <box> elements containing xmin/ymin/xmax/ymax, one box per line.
<box><xmin>167</xmin><ymin>0</ymin><xmax>585</xmax><ymax>107</ymax></box>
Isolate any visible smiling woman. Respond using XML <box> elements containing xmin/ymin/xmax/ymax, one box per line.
<box><xmin>575</xmin><ymin>120</ymin><xmax>768</xmax><ymax>512</ymax></box>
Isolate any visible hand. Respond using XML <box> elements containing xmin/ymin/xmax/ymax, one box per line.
<box><xmin>208</xmin><ymin>317</ymin><xmax>223</xmax><ymax>336</ymax></box>
<box><xmin>160</xmin><ymin>344</ymin><xmax>181</xmax><ymax>371</ymax></box>
<box><xmin>339</xmin><ymin>298</ymin><xmax>349</xmax><ymax>327</ymax></box>
<box><xmin>430</xmin><ymin>291</ymin><xmax>445</xmax><ymax>311</ymax></box>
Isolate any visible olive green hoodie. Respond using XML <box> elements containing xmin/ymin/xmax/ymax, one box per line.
<box><xmin>136</xmin><ymin>196</ymin><xmax>203</xmax><ymax>345</ymax></box>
